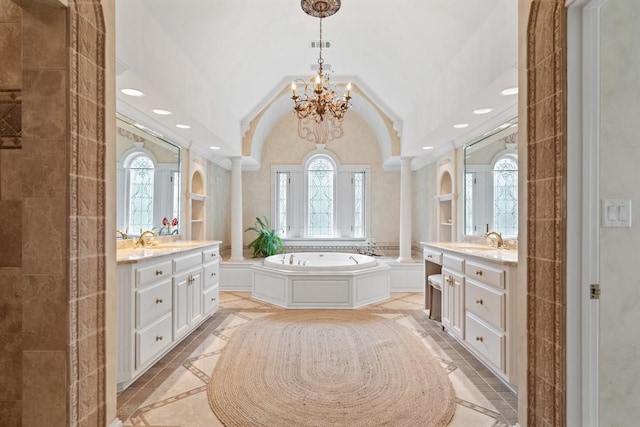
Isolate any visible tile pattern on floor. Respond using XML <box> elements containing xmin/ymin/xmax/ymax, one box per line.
<box><xmin>117</xmin><ymin>292</ymin><xmax>519</xmax><ymax>426</ymax></box>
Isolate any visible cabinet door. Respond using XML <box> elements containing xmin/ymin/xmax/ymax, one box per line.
<box><xmin>442</xmin><ymin>268</ymin><xmax>465</xmax><ymax>340</ymax></box>
<box><xmin>451</xmin><ymin>270</ymin><xmax>465</xmax><ymax>340</ymax></box>
<box><xmin>173</xmin><ymin>271</ymin><xmax>190</xmax><ymax>339</ymax></box>
<box><xmin>190</xmin><ymin>268</ymin><xmax>203</xmax><ymax>326</ymax></box>
<box><xmin>441</xmin><ymin>268</ymin><xmax>454</xmax><ymax>331</ymax></box>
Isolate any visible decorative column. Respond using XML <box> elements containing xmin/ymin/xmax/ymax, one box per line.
<box><xmin>229</xmin><ymin>156</ymin><xmax>245</xmax><ymax>261</ymax></box>
<box><xmin>397</xmin><ymin>156</ymin><xmax>413</xmax><ymax>262</ymax></box>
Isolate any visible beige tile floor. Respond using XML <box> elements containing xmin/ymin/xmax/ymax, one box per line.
<box><xmin>117</xmin><ymin>292</ymin><xmax>519</xmax><ymax>426</ymax></box>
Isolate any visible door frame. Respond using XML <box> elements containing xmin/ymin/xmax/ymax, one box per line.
<box><xmin>566</xmin><ymin>0</ymin><xmax>607</xmax><ymax>425</ymax></box>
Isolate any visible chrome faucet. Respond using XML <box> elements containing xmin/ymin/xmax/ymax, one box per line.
<box><xmin>289</xmin><ymin>253</ymin><xmax>294</xmax><ymax>264</ymax></box>
<box><xmin>116</xmin><ymin>229</ymin><xmax>128</xmax><ymax>240</ymax></box>
<box><xmin>137</xmin><ymin>230</ymin><xmax>157</xmax><ymax>247</ymax></box>
<box><xmin>349</xmin><ymin>255</ymin><xmax>359</xmax><ymax>264</ymax></box>
<box><xmin>484</xmin><ymin>231</ymin><xmax>504</xmax><ymax>248</ymax></box>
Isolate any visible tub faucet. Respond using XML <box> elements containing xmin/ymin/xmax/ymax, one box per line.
<box><xmin>484</xmin><ymin>231</ymin><xmax>504</xmax><ymax>248</ymax></box>
<box><xmin>349</xmin><ymin>255</ymin><xmax>359</xmax><ymax>264</ymax></box>
<box><xmin>116</xmin><ymin>229</ymin><xmax>128</xmax><ymax>240</ymax></box>
<box><xmin>289</xmin><ymin>253</ymin><xmax>294</xmax><ymax>264</ymax></box>
<box><xmin>137</xmin><ymin>230</ymin><xmax>157</xmax><ymax>247</ymax></box>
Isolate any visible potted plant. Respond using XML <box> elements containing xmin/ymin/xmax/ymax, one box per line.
<box><xmin>245</xmin><ymin>216</ymin><xmax>284</xmax><ymax>258</ymax></box>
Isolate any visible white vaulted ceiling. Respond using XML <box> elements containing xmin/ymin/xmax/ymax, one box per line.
<box><xmin>115</xmin><ymin>0</ymin><xmax>518</xmax><ymax>167</ymax></box>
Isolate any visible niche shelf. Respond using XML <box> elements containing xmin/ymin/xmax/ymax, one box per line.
<box><xmin>436</xmin><ymin>154</ymin><xmax>457</xmax><ymax>242</ymax></box>
<box><xmin>189</xmin><ymin>166</ymin><xmax>206</xmax><ymax>241</ymax></box>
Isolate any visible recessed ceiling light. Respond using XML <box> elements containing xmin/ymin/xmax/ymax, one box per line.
<box><xmin>209</xmin><ymin>146</ymin><xmax>221</xmax><ymax>150</ymax></box>
<box><xmin>422</xmin><ymin>146</ymin><xmax>434</xmax><ymax>150</ymax></box>
<box><xmin>453</xmin><ymin>123</ymin><xmax>469</xmax><ymax>129</ymax></box>
<box><xmin>176</xmin><ymin>124</ymin><xmax>191</xmax><ymax>129</ymax></box>
<box><xmin>152</xmin><ymin>109</ymin><xmax>173</xmax><ymax>115</ymax></box>
<box><xmin>473</xmin><ymin>108</ymin><xmax>493</xmax><ymax>115</ymax></box>
<box><xmin>500</xmin><ymin>87</ymin><xmax>519</xmax><ymax>96</ymax></box>
<box><xmin>120</xmin><ymin>88</ymin><xmax>144</xmax><ymax>97</ymax></box>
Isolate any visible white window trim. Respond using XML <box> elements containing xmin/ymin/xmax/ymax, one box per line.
<box><xmin>271</xmin><ymin>152</ymin><xmax>371</xmax><ymax>243</ymax></box>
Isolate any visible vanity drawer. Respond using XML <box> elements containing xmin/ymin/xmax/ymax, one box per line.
<box><xmin>136</xmin><ymin>313</ymin><xmax>172</xmax><ymax>369</ymax></box>
<box><xmin>465</xmin><ymin>279</ymin><xmax>505</xmax><ymax>330</ymax></box>
<box><xmin>466</xmin><ymin>260</ymin><xmax>505</xmax><ymax>289</ymax></box>
<box><xmin>443</xmin><ymin>254</ymin><xmax>465</xmax><ymax>273</ymax></box>
<box><xmin>173</xmin><ymin>252</ymin><xmax>202</xmax><ymax>273</ymax></box>
<box><xmin>136</xmin><ymin>279</ymin><xmax>172</xmax><ymax>327</ymax></box>
<box><xmin>203</xmin><ymin>284</ymin><xmax>220</xmax><ymax>315</ymax></box>
<box><xmin>202</xmin><ymin>247</ymin><xmax>220</xmax><ymax>264</ymax></box>
<box><xmin>203</xmin><ymin>262</ymin><xmax>219</xmax><ymax>289</ymax></box>
<box><xmin>465</xmin><ymin>313</ymin><xmax>505</xmax><ymax>372</ymax></box>
<box><xmin>424</xmin><ymin>248</ymin><xmax>442</xmax><ymax>265</ymax></box>
<box><xmin>136</xmin><ymin>260</ymin><xmax>172</xmax><ymax>287</ymax></box>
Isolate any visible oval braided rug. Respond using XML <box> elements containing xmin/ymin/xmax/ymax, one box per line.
<box><xmin>207</xmin><ymin>310</ymin><xmax>455</xmax><ymax>426</ymax></box>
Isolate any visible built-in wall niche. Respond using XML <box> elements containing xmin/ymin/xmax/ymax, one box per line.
<box><xmin>116</xmin><ymin>114</ymin><xmax>181</xmax><ymax>238</ymax></box>
<box><xmin>436</xmin><ymin>156</ymin><xmax>456</xmax><ymax>242</ymax></box>
<box><xmin>189</xmin><ymin>163</ymin><xmax>206</xmax><ymax>240</ymax></box>
<box><xmin>464</xmin><ymin>118</ymin><xmax>518</xmax><ymax>239</ymax></box>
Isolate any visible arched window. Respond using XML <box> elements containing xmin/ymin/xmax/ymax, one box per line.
<box><xmin>493</xmin><ymin>155</ymin><xmax>518</xmax><ymax>237</ymax></box>
<box><xmin>272</xmin><ymin>150</ymin><xmax>368</xmax><ymax>240</ymax></box>
<box><xmin>307</xmin><ymin>156</ymin><xmax>335</xmax><ymax>237</ymax></box>
<box><xmin>128</xmin><ymin>154</ymin><xmax>155</xmax><ymax>234</ymax></box>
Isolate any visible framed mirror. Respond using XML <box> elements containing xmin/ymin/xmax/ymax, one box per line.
<box><xmin>464</xmin><ymin>118</ymin><xmax>518</xmax><ymax>239</ymax></box>
<box><xmin>116</xmin><ymin>114</ymin><xmax>181</xmax><ymax>238</ymax></box>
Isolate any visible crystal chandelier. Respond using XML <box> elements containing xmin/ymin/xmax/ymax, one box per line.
<box><xmin>292</xmin><ymin>0</ymin><xmax>351</xmax><ymax>124</ymax></box>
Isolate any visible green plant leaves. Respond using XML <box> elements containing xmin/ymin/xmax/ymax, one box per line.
<box><xmin>245</xmin><ymin>216</ymin><xmax>284</xmax><ymax>258</ymax></box>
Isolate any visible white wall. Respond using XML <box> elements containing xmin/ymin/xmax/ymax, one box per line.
<box><xmin>599</xmin><ymin>0</ymin><xmax>640</xmax><ymax>423</ymax></box>
<box><xmin>412</xmin><ymin>162</ymin><xmax>437</xmax><ymax>246</ymax></box>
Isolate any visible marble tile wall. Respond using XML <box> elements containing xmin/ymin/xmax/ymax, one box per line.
<box><xmin>526</xmin><ymin>1</ymin><xmax>567</xmax><ymax>426</ymax></box>
<box><xmin>0</xmin><ymin>1</ymin><xmax>106</xmax><ymax>425</ymax></box>
<box><xmin>0</xmin><ymin>0</ymin><xmax>22</xmax><ymax>424</ymax></box>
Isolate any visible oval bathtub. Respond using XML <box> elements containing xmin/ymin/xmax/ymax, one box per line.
<box><xmin>251</xmin><ymin>252</ymin><xmax>390</xmax><ymax>309</ymax></box>
<box><xmin>263</xmin><ymin>252</ymin><xmax>377</xmax><ymax>271</ymax></box>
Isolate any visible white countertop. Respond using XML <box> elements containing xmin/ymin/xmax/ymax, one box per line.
<box><xmin>117</xmin><ymin>240</ymin><xmax>222</xmax><ymax>264</ymax></box>
<box><xmin>421</xmin><ymin>241</ymin><xmax>518</xmax><ymax>266</ymax></box>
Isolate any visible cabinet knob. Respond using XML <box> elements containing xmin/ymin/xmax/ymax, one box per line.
<box><xmin>211</xmin><ymin>272</ymin><xmax>216</xmax><ymax>277</ymax></box>
<box><xmin>475</xmin><ymin>299</ymin><xmax>483</xmax><ymax>305</ymax></box>
<box><xmin>155</xmin><ymin>335</ymin><xmax>163</xmax><ymax>341</ymax></box>
<box><xmin>475</xmin><ymin>270</ymin><xmax>483</xmax><ymax>276</ymax></box>
<box><xmin>155</xmin><ymin>270</ymin><xmax>163</xmax><ymax>276</ymax></box>
<box><xmin>476</xmin><ymin>336</ymin><xmax>483</xmax><ymax>342</ymax></box>
<box><xmin>211</xmin><ymin>297</ymin><xmax>216</xmax><ymax>302</ymax></box>
<box><xmin>427</xmin><ymin>255</ymin><xmax>432</xmax><ymax>259</ymax></box>
<box><xmin>155</xmin><ymin>298</ymin><xmax>163</xmax><ymax>304</ymax></box>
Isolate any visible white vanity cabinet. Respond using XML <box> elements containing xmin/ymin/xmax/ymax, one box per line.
<box><xmin>422</xmin><ymin>242</ymin><xmax>518</xmax><ymax>389</ymax></box>
<box><xmin>202</xmin><ymin>247</ymin><xmax>220</xmax><ymax>315</ymax></box>
<box><xmin>117</xmin><ymin>241</ymin><xmax>221</xmax><ymax>390</ymax></box>
<box><xmin>442</xmin><ymin>254</ymin><xmax>465</xmax><ymax>340</ymax></box>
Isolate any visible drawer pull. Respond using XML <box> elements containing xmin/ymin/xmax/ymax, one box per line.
<box><xmin>475</xmin><ymin>299</ymin><xmax>483</xmax><ymax>305</ymax></box>
<box><xmin>211</xmin><ymin>253</ymin><xmax>217</xmax><ymax>258</ymax></box>
<box><xmin>427</xmin><ymin>255</ymin><xmax>433</xmax><ymax>259</ymax></box>
<box><xmin>476</xmin><ymin>336</ymin><xmax>484</xmax><ymax>342</ymax></box>
<box><xmin>475</xmin><ymin>270</ymin><xmax>483</xmax><ymax>276</ymax></box>
<box><xmin>211</xmin><ymin>297</ymin><xmax>216</xmax><ymax>302</ymax></box>
<box><xmin>155</xmin><ymin>335</ymin><xmax>163</xmax><ymax>341</ymax></box>
<box><xmin>155</xmin><ymin>270</ymin><xmax>163</xmax><ymax>276</ymax></box>
<box><xmin>155</xmin><ymin>298</ymin><xmax>163</xmax><ymax>304</ymax></box>
<box><xmin>211</xmin><ymin>272</ymin><xmax>216</xmax><ymax>277</ymax></box>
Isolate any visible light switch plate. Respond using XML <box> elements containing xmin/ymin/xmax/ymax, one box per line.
<box><xmin>602</xmin><ymin>199</ymin><xmax>632</xmax><ymax>227</ymax></box>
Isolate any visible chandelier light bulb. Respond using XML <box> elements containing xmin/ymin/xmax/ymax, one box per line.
<box><xmin>291</xmin><ymin>81</ymin><xmax>297</xmax><ymax>95</ymax></box>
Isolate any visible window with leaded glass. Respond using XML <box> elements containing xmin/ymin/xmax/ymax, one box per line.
<box><xmin>493</xmin><ymin>156</ymin><xmax>518</xmax><ymax>237</ymax></box>
<box><xmin>129</xmin><ymin>155</ymin><xmax>155</xmax><ymax>234</ymax></box>
<box><xmin>307</xmin><ymin>156</ymin><xmax>335</xmax><ymax>237</ymax></box>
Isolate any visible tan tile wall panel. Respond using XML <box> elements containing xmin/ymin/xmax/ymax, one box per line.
<box><xmin>0</xmin><ymin>0</ymin><xmax>22</xmax><ymax>420</ymax></box>
<box><xmin>527</xmin><ymin>1</ymin><xmax>567</xmax><ymax>426</ymax></box>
